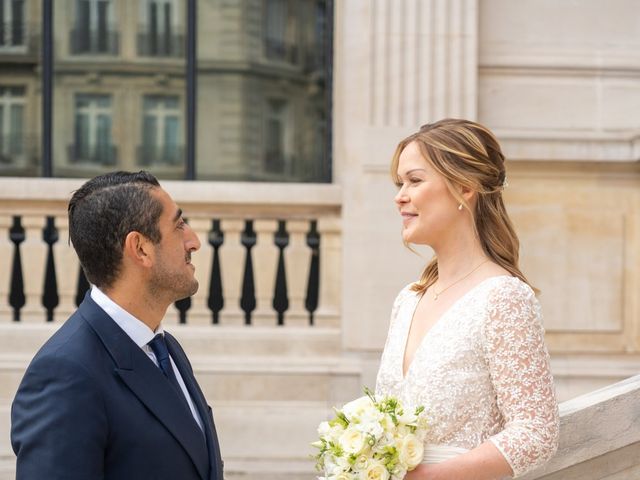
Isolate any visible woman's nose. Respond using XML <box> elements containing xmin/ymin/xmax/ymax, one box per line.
<box><xmin>395</xmin><ymin>187</ymin><xmax>408</xmax><ymax>205</ymax></box>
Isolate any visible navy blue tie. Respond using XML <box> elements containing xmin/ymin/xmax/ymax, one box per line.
<box><xmin>148</xmin><ymin>334</ymin><xmax>184</xmax><ymax>396</ymax></box>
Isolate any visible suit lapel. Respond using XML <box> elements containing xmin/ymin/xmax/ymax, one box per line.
<box><xmin>166</xmin><ymin>334</ymin><xmax>224</xmax><ymax>480</ymax></box>
<box><xmin>78</xmin><ymin>295</ymin><xmax>209</xmax><ymax>480</ymax></box>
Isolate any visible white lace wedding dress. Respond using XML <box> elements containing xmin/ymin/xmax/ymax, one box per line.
<box><xmin>375</xmin><ymin>275</ymin><xmax>559</xmax><ymax>478</ymax></box>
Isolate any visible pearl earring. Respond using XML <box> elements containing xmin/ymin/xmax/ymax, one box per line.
<box><xmin>458</xmin><ymin>204</ymin><xmax>463</xmax><ymax>211</ymax></box>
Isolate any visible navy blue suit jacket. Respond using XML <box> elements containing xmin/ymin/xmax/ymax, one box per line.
<box><xmin>11</xmin><ymin>294</ymin><xmax>223</xmax><ymax>480</ymax></box>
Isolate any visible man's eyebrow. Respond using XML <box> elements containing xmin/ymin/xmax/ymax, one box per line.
<box><xmin>173</xmin><ymin>208</ymin><xmax>183</xmax><ymax>222</ymax></box>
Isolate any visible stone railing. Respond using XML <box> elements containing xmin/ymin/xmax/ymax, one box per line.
<box><xmin>0</xmin><ymin>177</ymin><xmax>342</xmax><ymax>328</ymax></box>
<box><xmin>524</xmin><ymin>374</ymin><xmax>640</xmax><ymax>479</ymax></box>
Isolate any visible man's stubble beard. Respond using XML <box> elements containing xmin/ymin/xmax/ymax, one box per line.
<box><xmin>148</xmin><ymin>259</ymin><xmax>199</xmax><ymax>304</ymax></box>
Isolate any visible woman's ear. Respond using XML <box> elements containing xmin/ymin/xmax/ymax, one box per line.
<box><xmin>123</xmin><ymin>231</ymin><xmax>154</xmax><ymax>268</ymax></box>
<box><xmin>460</xmin><ymin>185</ymin><xmax>476</xmax><ymax>204</ymax></box>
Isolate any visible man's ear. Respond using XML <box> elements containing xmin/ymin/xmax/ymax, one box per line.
<box><xmin>123</xmin><ymin>231</ymin><xmax>154</xmax><ymax>268</ymax></box>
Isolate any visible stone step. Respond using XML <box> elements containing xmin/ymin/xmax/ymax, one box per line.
<box><xmin>0</xmin><ymin>353</ymin><xmax>363</xmax><ymax>405</ymax></box>
<box><xmin>0</xmin><ymin>323</ymin><xmax>343</xmax><ymax>358</ymax></box>
<box><xmin>0</xmin><ymin>401</ymin><xmax>333</xmax><ymax>479</ymax></box>
<box><xmin>224</xmin><ymin>459</ymin><xmax>317</xmax><ymax>480</ymax></box>
<box><xmin>0</xmin><ymin>458</ymin><xmax>14</xmax><ymax>480</ymax></box>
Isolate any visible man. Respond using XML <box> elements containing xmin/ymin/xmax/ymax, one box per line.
<box><xmin>11</xmin><ymin>171</ymin><xmax>223</xmax><ymax>480</ymax></box>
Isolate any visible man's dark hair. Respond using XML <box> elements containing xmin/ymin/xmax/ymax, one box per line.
<box><xmin>68</xmin><ymin>171</ymin><xmax>163</xmax><ymax>288</ymax></box>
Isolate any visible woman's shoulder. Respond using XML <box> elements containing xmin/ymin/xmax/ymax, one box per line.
<box><xmin>388</xmin><ymin>282</ymin><xmax>419</xmax><ymax>320</ymax></box>
<box><xmin>481</xmin><ymin>275</ymin><xmax>542</xmax><ymax>327</ymax></box>
<box><xmin>481</xmin><ymin>275</ymin><xmax>536</xmax><ymax>301</ymax></box>
<box><xmin>391</xmin><ymin>282</ymin><xmax>419</xmax><ymax>307</ymax></box>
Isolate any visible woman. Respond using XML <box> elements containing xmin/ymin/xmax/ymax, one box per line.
<box><xmin>375</xmin><ymin>119</ymin><xmax>559</xmax><ymax>479</ymax></box>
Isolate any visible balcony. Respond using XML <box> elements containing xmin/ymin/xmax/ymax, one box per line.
<box><xmin>0</xmin><ymin>133</ymin><xmax>38</xmax><ymax>170</ymax></box>
<box><xmin>67</xmin><ymin>143</ymin><xmax>117</xmax><ymax>166</ymax></box>
<box><xmin>0</xmin><ymin>22</ymin><xmax>40</xmax><ymax>60</ymax></box>
<box><xmin>136</xmin><ymin>144</ymin><xmax>184</xmax><ymax>166</ymax></box>
<box><xmin>69</xmin><ymin>28</ymin><xmax>119</xmax><ymax>55</ymax></box>
<box><xmin>137</xmin><ymin>31</ymin><xmax>184</xmax><ymax>58</ymax></box>
<box><xmin>0</xmin><ymin>177</ymin><xmax>343</xmax><ymax>478</ymax></box>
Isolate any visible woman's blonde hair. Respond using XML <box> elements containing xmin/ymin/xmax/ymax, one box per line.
<box><xmin>391</xmin><ymin>118</ymin><xmax>536</xmax><ymax>294</ymax></box>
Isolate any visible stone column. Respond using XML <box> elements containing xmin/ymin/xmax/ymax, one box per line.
<box><xmin>336</xmin><ymin>0</ymin><xmax>479</xmax><ymax>357</ymax></box>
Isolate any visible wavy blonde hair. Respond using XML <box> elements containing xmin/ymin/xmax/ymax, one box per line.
<box><xmin>391</xmin><ymin>118</ymin><xmax>536</xmax><ymax>294</ymax></box>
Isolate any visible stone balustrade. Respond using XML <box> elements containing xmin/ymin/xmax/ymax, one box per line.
<box><xmin>0</xmin><ymin>177</ymin><xmax>342</xmax><ymax>327</ymax></box>
<box><xmin>524</xmin><ymin>374</ymin><xmax>640</xmax><ymax>480</ymax></box>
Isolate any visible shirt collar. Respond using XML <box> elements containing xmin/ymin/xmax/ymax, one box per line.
<box><xmin>90</xmin><ymin>286</ymin><xmax>163</xmax><ymax>348</ymax></box>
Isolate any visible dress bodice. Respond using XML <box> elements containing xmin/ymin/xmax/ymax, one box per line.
<box><xmin>375</xmin><ymin>275</ymin><xmax>559</xmax><ymax>477</ymax></box>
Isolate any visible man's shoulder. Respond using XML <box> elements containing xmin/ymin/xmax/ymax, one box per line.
<box><xmin>32</xmin><ymin>309</ymin><xmax>98</xmax><ymax>364</ymax></box>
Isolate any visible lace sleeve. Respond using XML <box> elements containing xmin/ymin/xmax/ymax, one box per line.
<box><xmin>482</xmin><ymin>279</ymin><xmax>559</xmax><ymax>477</ymax></box>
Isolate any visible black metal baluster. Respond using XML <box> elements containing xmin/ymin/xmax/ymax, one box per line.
<box><xmin>174</xmin><ymin>296</ymin><xmax>191</xmax><ymax>324</ymax></box>
<box><xmin>42</xmin><ymin>217</ymin><xmax>59</xmax><ymax>322</ymax></box>
<box><xmin>174</xmin><ymin>217</ymin><xmax>192</xmax><ymax>323</ymax></box>
<box><xmin>305</xmin><ymin>220</ymin><xmax>320</xmax><ymax>325</ymax></box>
<box><xmin>8</xmin><ymin>216</ymin><xmax>25</xmax><ymax>322</ymax></box>
<box><xmin>75</xmin><ymin>266</ymin><xmax>90</xmax><ymax>306</ymax></box>
<box><xmin>240</xmin><ymin>220</ymin><xmax>256</xmax><ymax>325</ymax></box>
<box><xmin>273</xmin><ymin>220</ymin><xmax>289</xmax><ymax>325</ymax></box>
<box><xmin>207</xmin><ymin>220</ymin><xmax>224</xmax><ymax>324</ymax></box>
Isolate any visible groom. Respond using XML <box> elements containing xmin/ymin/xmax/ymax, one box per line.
<box><xmin>11</xmin><ymin>171</ymin><xmax>223</xmax><ymax>480</ymax></box>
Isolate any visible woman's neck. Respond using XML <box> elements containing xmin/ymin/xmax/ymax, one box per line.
<box><xmin>431</xmin><ymin>234</ymin><xmax>488</xmax><ymax>285</ymax></box>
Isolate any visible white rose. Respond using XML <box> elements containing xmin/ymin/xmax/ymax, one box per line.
<box><xmin>359</xmin><ymin>409</ymin><xmax>384</xmax><ymax>429</ymax></box>
<box><xmin>354</xmin><ymin>454</ymin><xmax>369</xmax><ymax>470</ymax></box>
<box><xmin>324</xmin><ymin>424</ymin><xmax>345</xmax><ymax>443</ymax></box>
<box><xmin>398</xmin><ymin>434</ymin><xmax>424</xmax><ymax>468</ymax></box>
<box><xmin>359</xmin><ymin>461</ymin><xmax>390</xmax><ymax>480</ymax></box>
<box><xmin>331</xmin><ymin>474</ymin><xmax>352</xmax><ymax>480</ymax></box>
<box><xmin>335</xmin><ymin>454</ymin><xmax>351</xmax><ymax>471</ymax></box>
<box><xmin>355</xmin><ymin>419</ymin><xmax>383</xmax><ymax>439</ymax></box>
<box><xmin>342</xmin><ymin>396</ymin><xmax>374</xmax><ymax>421</ymax></box>
<box><xmin>339</xmin><ymin>427</ymin><xmax>366</xmax><ymax>454</ymax></box>
<box><xmin>318</xmin><ymin>421</ymin><xmax>331</xmax><ymax>437</ymax></box>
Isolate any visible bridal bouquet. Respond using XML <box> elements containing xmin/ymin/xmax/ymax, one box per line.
<box><xmin>312</xmin><ymin>388</ymin><xmax>428</xmax><ymax>480</ymax></box>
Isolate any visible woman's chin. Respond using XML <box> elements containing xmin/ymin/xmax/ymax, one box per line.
<box><xmin>401</xmin><ymin>230</ymin><xmax>415</xmax><ymax>244</ymax></box>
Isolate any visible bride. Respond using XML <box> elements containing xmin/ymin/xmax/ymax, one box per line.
<box><xmin>375</xmin><ymin>119</ymin><xmax>559</xmax><ymax>479</ymax></box>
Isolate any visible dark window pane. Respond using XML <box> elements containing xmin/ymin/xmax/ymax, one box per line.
<box><xmin>12</xmin><ymin>0</ymin><xmax>24</xmax><ymax>45</ymax></box>
<box><xmin>196</xmin><ymin>0</ymin><xmax>331</xmax><ymax>182</ymax></box>
<box><xmin>0</xmin><ymin>82</ymin><xmax>39</xmax><ymax>176</ymax></box>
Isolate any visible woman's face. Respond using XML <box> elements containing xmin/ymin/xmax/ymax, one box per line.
<box><xmin>394</xmin><ymin>141</ymin><xmax>460</xmax><ymax>246</ymax></box>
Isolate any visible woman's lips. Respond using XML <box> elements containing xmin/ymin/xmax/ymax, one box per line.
<box><xmin>401</xmin><ymin>212</ymin><xmax>417</xmax><ymax>226</ymax></box>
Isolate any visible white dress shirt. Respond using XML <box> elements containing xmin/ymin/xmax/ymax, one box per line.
<box><xmin>91</xmin><ymin>287</ymin><xmax>204</xmax><ymax>431</ymax></box>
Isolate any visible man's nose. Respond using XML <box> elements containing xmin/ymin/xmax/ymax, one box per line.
<box><xmin>185</xmin><ymin>224</ymin><xmax>201</xmax><ymax>251</ymax></box>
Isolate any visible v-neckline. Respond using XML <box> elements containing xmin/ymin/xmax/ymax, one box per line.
<box><xmin>400</xmin><ymin>275</ymin><xmax>511</xmax><ymax>380</ymax></box>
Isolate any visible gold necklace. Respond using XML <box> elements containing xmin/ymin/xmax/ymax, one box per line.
<box><xmin>432</xmin><ymin>259</ymin><xmax>490</xmax><ymax>300</ymax></box>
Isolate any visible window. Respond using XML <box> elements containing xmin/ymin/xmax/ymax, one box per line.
<box><xmin>140</xmin><ymin>95</ymin><xmax>182</xmax><ymax>166</ymax></box>
<box><xmin>0</xmin><ymin>0</ymin><xmax>25</xmax><ymax>49</ymax></box>
<box><xmin>0</xmin><ymin>86</ymin><xmax>25</xmax><ymax>165</ymax></box>
<box><xmin>138</xmin><ymin>0</ymin><xmax>183</xmax><ymax>57</ymax></box>
<box><xmin>70</xmin><ymin>94</ymin><xmax>115</xmax><ymax>165</ymax></box>
<box><xmin>264</xmin><ymin>98</ymin><xmax>290</xmax><ymax>174</ymax></box>
<box><xmin>71</xmin><ymin>0</ymin><xmax>118</xmax><ymax>54</ymax></box>
<box><xmin>264</xmin><ymin>0</ymin><xmax>297</xmax><ymax>63</ymax></box>
<box><xmin>0</xmin><ymin>0</ymin><xmax>332</xmax><ymax>181</ymax></box>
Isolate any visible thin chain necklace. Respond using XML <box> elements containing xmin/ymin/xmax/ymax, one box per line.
<box><xmin>432</xmin><ymin>259</ymin><xmax>490</xmax><ymax>300</ymax></box>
